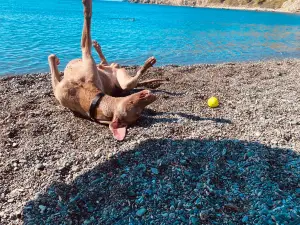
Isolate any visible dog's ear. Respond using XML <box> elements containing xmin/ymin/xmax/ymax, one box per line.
<box><xmin>109</xmin><ymin>118</ymin><xmax>127</xmax><ymax>141</ymax></box>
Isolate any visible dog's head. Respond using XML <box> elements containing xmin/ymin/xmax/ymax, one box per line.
<box><xmin>109</xmin><ymin>90</ymin><xmax>157</xmax><ymax>141</ymax></box>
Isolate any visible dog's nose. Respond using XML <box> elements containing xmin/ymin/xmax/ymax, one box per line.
<box><xmin>143</xmin><ymin>90</ymin><xmax>151</xmax><ymax>95</ymax></box>
<box><xmin>148</xmin><ymin>93</ymin><xmax>157</xmax><ymax>102</ymax></box>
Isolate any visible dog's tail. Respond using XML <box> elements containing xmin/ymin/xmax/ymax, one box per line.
<box><xmin>48</xmin><ymin>54</ymin><xmax>61</xmax><ymax>92</ymax></box>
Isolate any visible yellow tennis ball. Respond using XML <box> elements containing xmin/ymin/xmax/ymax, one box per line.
<box><xmin>207</xmin><ymin>96</ymin><xmax>219</xmax><ymax>108</ymax></box>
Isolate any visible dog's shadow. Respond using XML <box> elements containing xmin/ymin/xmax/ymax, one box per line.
<box><xmin>136</xmin><ymin>108</ymin><xmax>232</xmax><ymax>127</ymax></box>
<box><xmin>130</xmin><ymin>88</ymin><xmax>184</xmax><ymax>97</ymax></box>
<box><xmin>71</xmin><ymin>108</ymin><xmax>231</xmax><ymax>128</ymax></box>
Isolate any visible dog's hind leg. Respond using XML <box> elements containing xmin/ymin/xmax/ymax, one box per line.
<box><xmin>116</xmin><ymin>56</ymin><xmax>160</xmax><ymax>91</ymax></box>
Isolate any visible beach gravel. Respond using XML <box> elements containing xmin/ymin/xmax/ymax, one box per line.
<box><xmin>0</xmin><ymin>59</ymin><xmax>299</xmax><ymax>224</ymax></box>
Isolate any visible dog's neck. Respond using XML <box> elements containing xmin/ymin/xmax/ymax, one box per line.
<box><xmin>94</xmin><ymin>95</ymin><xmax>119</xmax><ymax>121</ymax></box>
<box><xmin>77</xmin><ymin>82</ymin><xmax>118</xmax><ymax>122</ymax></box>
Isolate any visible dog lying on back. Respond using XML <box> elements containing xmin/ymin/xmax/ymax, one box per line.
<box><xmin>48</xmin><ymin>0</ymin><xmax>161</xmax><ymax>140</ymax></box>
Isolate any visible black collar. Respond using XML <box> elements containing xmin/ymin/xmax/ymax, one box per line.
<box><xmin>89</xmin><ymin>92</ymin><xmax>105</xmax><ymax>120</ymax></box>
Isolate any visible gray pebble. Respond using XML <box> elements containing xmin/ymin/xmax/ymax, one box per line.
<box><xmin>190</xmin><ymin>216</ymin><xmax>199</xmax><ymax>224</ymax></box>
<box><xmin>12</xmin><ymin>143</ymin><xmax>18</xmax><ymax>148</ymax></box>
<box><xmin>161</xmin><ymin>212</ymin><xmax>168</xmax><ymax>217</ymax></box>
<box><xmin>71</xmin><ymin>166</ymin><xmax>80</xmax><ymax>172</ymax></box>
<box><xmin>39</xmin><ymin>205</ymin><xmax>46</xmax><ymax>214</ymax></box>
<box><xmin>107</xmin><ymin>153</ymin><xmax>113</xmax><ymax>159</ymax></box>
<box><xmin>169</xmin><ymin>213</ymin><xmax>176</xmax><ymax>219</ymax></box>
<box><xmin>35</xmin><ymin>163</ymin><xmax>45</xmax><ymax>170</ymax></box>
<box><xmin>199</xmin><ymin>210</ymin><xmax>209</xmax><ymax>220</ymax></box>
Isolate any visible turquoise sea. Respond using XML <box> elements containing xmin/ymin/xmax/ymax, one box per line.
<box><xmin>0</xmin><ymin>0</ymin><xmax>300</xmax><ymax>75</ymax></box>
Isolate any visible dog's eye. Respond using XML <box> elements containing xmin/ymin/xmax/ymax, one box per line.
<box><xmin>129</xmin><ymin>101</ymin><xmax>134</xmax><ymax>104</ymax></box>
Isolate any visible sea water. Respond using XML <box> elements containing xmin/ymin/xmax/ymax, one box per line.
<box><xmin>0</xmin><ymin>0</ymin><xmax>299</xmax><ymax>75</ymax></box>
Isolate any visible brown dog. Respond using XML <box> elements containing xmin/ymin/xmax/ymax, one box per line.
<box><xmin>48</xmin><ymin>0</ymin><xmax>157</xmax><ymax>141</ymax></box>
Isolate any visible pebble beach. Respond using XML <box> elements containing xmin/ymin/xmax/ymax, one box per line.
<box><xmin>0</xmin><ymin>59</ymin><xmax>299</xmax><ymax>224</ymax></box>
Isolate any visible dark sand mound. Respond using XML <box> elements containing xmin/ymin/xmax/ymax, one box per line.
<box><xmin>0</xmin><ymin>60</ymin><xmax>299</xmax><ymax>224</ymax></box>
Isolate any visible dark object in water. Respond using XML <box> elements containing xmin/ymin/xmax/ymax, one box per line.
<box><xmin>110</xmin><ymin>17</ymin><xmax>135</xmax><ymax>21</ymax></box>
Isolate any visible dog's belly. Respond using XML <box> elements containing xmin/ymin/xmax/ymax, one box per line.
<box><xmin>64</xmin><ymin>59</ymin><xmax>83</xmax><ymax>79</ymax></box>
<box><xmin>64</xmin><ymin>58</ymin><xmax>100</xmax><ymax>82</ymax></box>
<box><xmin>97</xmin><ymin>67</ymin><xmax>121</xmax><ymax>96</ymax></box>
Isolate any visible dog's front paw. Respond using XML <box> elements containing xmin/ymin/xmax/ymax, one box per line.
<box><xmin>48</xmin><ymin>54</ymin><xmax>60</xmax><ymax>65</ymax></box>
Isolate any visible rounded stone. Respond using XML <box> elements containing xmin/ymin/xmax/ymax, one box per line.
<box><xmin>169</xmin><ymin>213</ymin><xmax>176</xmax><ymax>219</ymax></box>
<box><xmin>35</xmin><ymin>163</ymin><xmax>45</xmax><ymax>170</ymax></box>
<box><xmin>136</xmin><ymin>208</ymin><xmax>147</xmax><ymax>217</ymax></box>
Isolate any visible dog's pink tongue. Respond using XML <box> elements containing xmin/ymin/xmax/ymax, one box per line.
<box><xmin>112</xmin><ymin>127</ymin><xmax>127</xmax><ymax>141</ymax></box>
